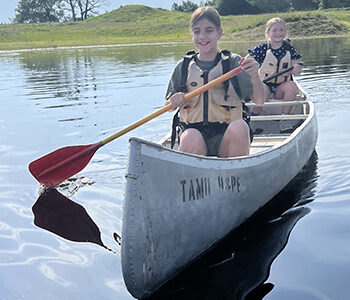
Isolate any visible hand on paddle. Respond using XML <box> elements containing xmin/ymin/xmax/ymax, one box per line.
<box><xmin>167</xmin><ymin>92</ymin><xmax>186</xmax><ymax>110</ymax></box>
<box><xmin>240</xmin><ymin>56</ymin><xmax>260</xmax><ymax>79</ymax></box>
<box><xmin>291</xmin><ymin>61</ymin><xmax>303</xmax><ymax>76</ymax></box>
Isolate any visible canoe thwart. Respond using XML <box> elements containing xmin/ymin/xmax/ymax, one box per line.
<box><xmin>246</xmin><ymin>100</ymin><xmax>307</xmax><ymax>107</ymax></box>
<box><xmin>251</xmin><ymin>114</ymin><xmax>308</xmax><ymax>121</ymax></box>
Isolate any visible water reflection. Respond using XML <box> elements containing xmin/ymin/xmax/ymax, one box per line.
<box><xmin>150</xmin><ymin>208</ymin><xmax>309</xmax><ymax>300</ymax></box>
<box><xmin>31</xmin><ymin>175</ymin><xmax>122</xmax><ymax>253</ymax></box>
<box><xmin>32</xmin><ymin>188</ymin><xmax>106</xmax><ymax>248</ymax></box>
<box><xmin>148</xmin><ymin>152</ymin><xmax>318</xmax><ymax>300</ymax></box>
<box><xmin>12</xmin><ymin>36</ymin><xmax>350</xmax><ymax>118</ymax></box>
<box><xmin>18</xmin><ymin>51</ymin><xmax>99</xmax><ymax>105</ymax></box>
<box><xmin>293</xmin><ymin>36</ymin><xmax>350</xmax><ymax>67</ymax></box>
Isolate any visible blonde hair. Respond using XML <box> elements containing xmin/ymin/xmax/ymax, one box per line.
<box><xmin>190</xmin><ymin>6</ymin><xmax>221</xmax><ymax>30</ymax></box>
<box><xmin>265</xmin><ymin>17</ymin><xmax>287</xmax><ymax>40</ymax></box>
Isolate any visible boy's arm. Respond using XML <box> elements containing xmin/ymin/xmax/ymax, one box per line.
<box><xmin>165</xmin><ymin>60</ymin><xmax>184</xmax><ymax>102</ymax></box>
<box><xmin>242</xmin><ymin>55</ymin><xmax>265</xmax><ymax>106</ymax></box>
<box><xmin>165</xmin><ymin>60</ymin><xmax>186</xmax><ymax>110</ymax></box>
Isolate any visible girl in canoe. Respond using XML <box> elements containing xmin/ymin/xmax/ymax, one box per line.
<box><xmin>248</xmin><ymin>17</ymin><xmax>303</xmax><ymax>122</ymax></box>
<box><xmin>165</xmin><ymin>6</ymin><xmax>264</xmax><ymax>158</ymax></box>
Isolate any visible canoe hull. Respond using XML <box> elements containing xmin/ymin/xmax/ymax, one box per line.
<box><xmin>121</xmin><ymin>102</ymin><xmax>317</xmax><ymax>299</ymax></box>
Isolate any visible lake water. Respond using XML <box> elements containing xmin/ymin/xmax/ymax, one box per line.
<box><xmin>0</xmin><ymin>37</ymin><xmax>350</xmax><ymax>299</ymax></box>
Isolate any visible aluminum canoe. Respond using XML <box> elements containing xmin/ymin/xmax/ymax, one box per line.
<box><xmin>121</xmin><ymin>96</ymin><xmax>318</xmax><ymax>299</ymax></box>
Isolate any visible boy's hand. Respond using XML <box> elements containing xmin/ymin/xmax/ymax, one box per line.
<box><xmin>167</xmin><ymin>92</ymin><xmax>186</xmax><ymax>110</ymax></box>
<box><xmin>240</xmin><ymin>56</ymin><xmax>260</xmax><ymax>79</ymax></box>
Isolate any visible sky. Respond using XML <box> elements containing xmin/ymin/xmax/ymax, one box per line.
<box><xmin>0</xmin><ymin>0</ymin><xmax>202</xmax><ymax>24</ymax></box>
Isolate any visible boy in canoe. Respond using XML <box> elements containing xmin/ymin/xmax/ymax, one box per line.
<box><xmin>165</xmin><ymin>6</ymin><xmax>264</xmax><ymax>158</ymax></box>
<box><xmin>248</xmin><ymin>17</ymin><xmax>303</xmax><ymax>129</ymax></box>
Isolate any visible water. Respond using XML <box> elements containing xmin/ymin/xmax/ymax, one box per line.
<box><xmin>0</xmin><ymin>37</ymin><xmax>350</xmax><ymax>299</ymax></box>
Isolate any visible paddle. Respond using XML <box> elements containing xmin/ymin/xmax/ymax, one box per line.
<box><xmin>29</xmin><ymin>65</ymin><xmax>244</xmax><ymax>187</ymax></box>
<box><xmin>262</xmin><ymin>66</ymin><xmax>294</xmax><ymax>84</ymax></box>
<box><xmin>262</xmin><ymin>62</ymin><xmax>303</xmax><ymax>84</ymax></box>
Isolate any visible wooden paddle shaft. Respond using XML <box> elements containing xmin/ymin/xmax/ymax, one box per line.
<box><xmin>100</xmin><ymin>66</ymin><xmax>244</xmax><ymax>145</ymax></box>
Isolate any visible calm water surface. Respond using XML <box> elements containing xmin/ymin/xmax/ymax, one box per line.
<box><xmin>0</xmin><ymin>37</ymin><xmax>350</xmax><ymax>299</ymax></box>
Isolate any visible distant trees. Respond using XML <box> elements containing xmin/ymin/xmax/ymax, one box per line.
<box><xmin>201</xmin><ymin>0</ymin><xmax>216</xmax><ymax>5</ymax></box>
<box><xmin>14</xmin><ymin>0</ymin><xmax>102</xmax><ymax>23</ymax></box>
<box><xmin>216</xmin><ymin>0</ymin><xmax>258</xmax><ymax>15</ymax></box>
<box><xmin>171</xmin><ymin>0</ymin><xmax>216</xmax><ymax>12</ymax></box>
<box><xmin>172</xmin><ymin>0</ymin><xmax>198</xmax><ymax>12</ymax></box>
<box><xmin>62</xmin><ymin>0</ymin><xmax>101</xmax><ymax>21</ymax></box>
<box><xmin>291</xmin><ymin>0</ymin><xmax>319</xmax><ymax>11</ymax></box>
<box><xmin>14</xmin><ymin>0</ymin><xmax>62</xmax><ymax>23</ymax></box>
<box><xmin>319</xmin><ymin>0</ymin><xmax>350</xmax><ymax>8</ymax></box>
<box><xmin>172</xmin><ymin>0</ymin><xmax>350</xmax><ymax>14</ymax></box>
<box><xmin>248</xmin><ymin>0</ymin><xmax>294</xmax><ymax>13</ymax></box>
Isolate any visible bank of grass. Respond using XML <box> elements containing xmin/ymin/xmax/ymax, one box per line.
<box><xmin>0</xmin><ymin>5</ymin><xmax>349</xmax><ymax>51</ymax></box>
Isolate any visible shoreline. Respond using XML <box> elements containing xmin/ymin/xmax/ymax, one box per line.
<box><xmin>1</xmin><ymin>34</ymin><xmax>349</xmax><ymax>53</ymax></box>
<box><xmin>0</xmin><ymin>41</ymin><xmax>193</xmax><ymax>54</ymax></box>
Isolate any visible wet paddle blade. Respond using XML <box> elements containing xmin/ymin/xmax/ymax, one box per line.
<box><xmin>29</xmin><ymin>142</ymin><xmax>102</xmax><ymax>187</ymax></box>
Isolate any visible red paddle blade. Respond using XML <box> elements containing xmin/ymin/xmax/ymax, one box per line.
<box><xmin>29</xmin><ymin>142</ymin><xmax>102</xmax><ymax>187</ymax></box>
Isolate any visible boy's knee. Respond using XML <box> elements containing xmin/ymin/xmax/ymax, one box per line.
<box><xmin>179</xmin><ymin>128</ymin><xmax>206</xmax><ymax>155</ymax></box>
<box><xmin>181</xmin><ymin>128</ymin><xmax>202</xmax><ymax>142</ymax></box>
<box><xmin>227</xmin><ymin>120</ymin><xmax>249</xmax><ymax>138</ymax></box>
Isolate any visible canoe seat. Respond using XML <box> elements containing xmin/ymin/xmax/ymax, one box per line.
<box><xmin>250</xmin><ymin>134</ymin><xmax>289</xmax><ymax>154</ymax></box>
<box><xmin>162</xmin><ymin>133</ymin><xmax>292</xmax><ymax>154</ymax></box>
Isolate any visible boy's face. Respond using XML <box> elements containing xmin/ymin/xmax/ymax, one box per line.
<box><xmin>267</xmin><ymin>22</ymin><xmax>286</xmax><ymax>44</ymax></box>
<box><xmin>191</xmin><ymin>18</ymin><xmax>222</xmax><ymax>58</ymax></box>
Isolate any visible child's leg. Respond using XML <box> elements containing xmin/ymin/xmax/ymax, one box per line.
<box><xmin>218</xmin><ymin>120</ymin><xmax>250</xmax><ymax>158</ymax></box>
<box><xmin>178</xmin><ymin>128</ymin><xmax>207</xmax><ymax>155</ymax></box>
<box><xmin>275</xmin><ymin>81</ymin><xmax>299</xmax><ymax>114</ymax></box>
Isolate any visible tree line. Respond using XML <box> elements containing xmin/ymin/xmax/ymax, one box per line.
<box><xmin>13</xmin><ymin>0</ymin><xmax>350</xmax><ymax>23</ymax></box>
<box><xmin>172</xmin><ymin>0</ymin><xmax>350</xmax><ymax>14</ymax></box>
<box><xmin>13</xmin><ymin>0</ymin><xmax>100</xmax><ymax>23</ymax></box>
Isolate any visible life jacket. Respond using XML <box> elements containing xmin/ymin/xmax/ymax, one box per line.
<box><xmin>179</xmin><ymin>50</ymin><xmax>243</xmax><ymax>125</ymax></box>
<box><xmin>170</xmin><ymin>50</ymin><xmax>250</xmax><ymax>148</ymax></box>
<box><xmin>259</xmin><ymin>41</ymin><xmax>292</xmax><ymax>85</ymax></box>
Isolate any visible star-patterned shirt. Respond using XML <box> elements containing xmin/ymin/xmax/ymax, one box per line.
<box><xmin>248</xmin><ymin>41</ymin><xmax>302</xmax><ymax>66</ymax></box>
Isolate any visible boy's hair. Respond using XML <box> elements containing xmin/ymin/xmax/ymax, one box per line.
<box><xmin>190</xmin><ymin>6</ymin><xmax>221</xmax><ymax>30</ymax></box>
<box><xmin>265</xmin><ymin>17</ymin><xmax>287</xmax><ymax>39</ymax></box>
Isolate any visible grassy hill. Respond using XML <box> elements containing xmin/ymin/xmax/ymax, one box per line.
<box><xmin>0</xmin><ymin>5</ymin><xmax>349</xmax><ymax>51</ymax></box>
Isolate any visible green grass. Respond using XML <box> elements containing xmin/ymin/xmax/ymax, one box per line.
<box><xmin>0</xmin><ymin>5</ymin><xmax>349</xmax><ymax>51</ymax></box>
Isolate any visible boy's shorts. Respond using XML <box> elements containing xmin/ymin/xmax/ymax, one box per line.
<box><xmin>180</xmin><ymin>120</ymin><xmax>252</xmax><ymax>157</ymax></box>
